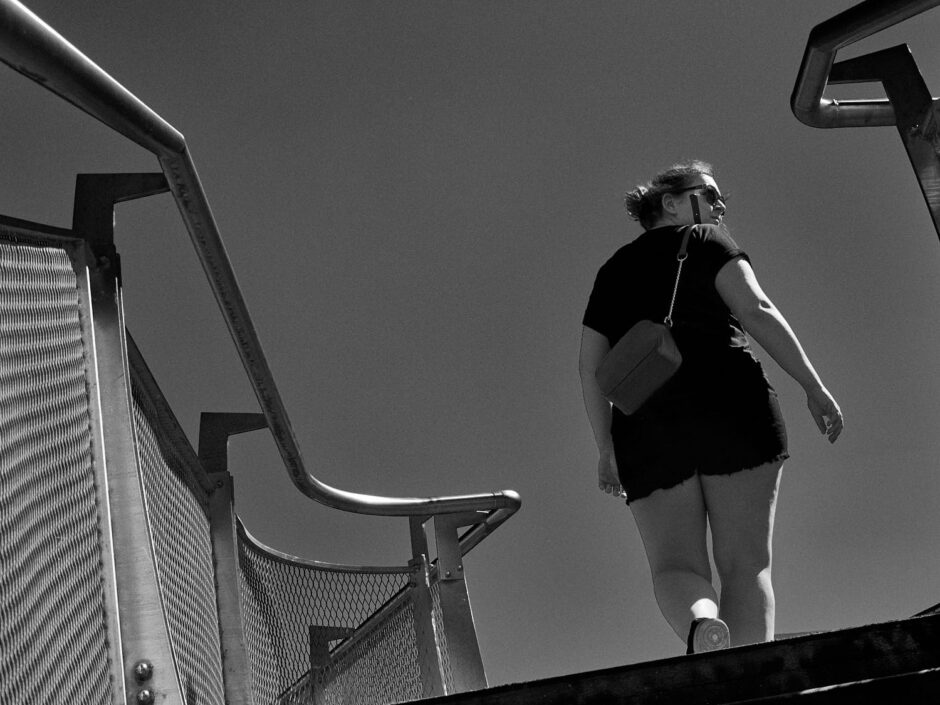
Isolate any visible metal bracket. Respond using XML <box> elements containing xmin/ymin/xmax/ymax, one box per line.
<box><xmin>71</xmin><ymin>173</ymin><xmax>169</xmax><ymax>280</ymax></box>
<box><xmin>72</xmin><ymin>172</ymin><xmax>169</xmax><ymax>244</ymax></box>
<box><xmin>828</xmin><ymin>44</ymin><xmax>940</xmax><ymax>238</ymax></box>
<box><xmin>409</xmin><ymin>515</ymin><xmax>432</xmax><ymax>565</ymax></box>
<box><xmin>434</xmin><ymin>512</ymin><xmax>486</xmax><ymax>582</ymax></box>
<box><xmin>309</xmin><ymin>625</ymin><xmax>355</xmax><ymax>670</ymax></box>
<box><xmin>198</xmin><ymin>412</ymin><xmax>268</xmax><ymax>476</ymax></box>
<box><xmin>791</xmin><ymin>2</ymin><xmax>940</xmax><ymax>240</ymax></box>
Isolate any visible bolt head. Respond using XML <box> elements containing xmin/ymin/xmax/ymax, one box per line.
<box><xmin>136</xmin><ymin>688</ymin><xmax>156</xmax><ymax>705</ymax></box>
<box><xmin>133</xmin><ymin>661</ymin><xmax>153</xmax><ymax>682</ymax></box>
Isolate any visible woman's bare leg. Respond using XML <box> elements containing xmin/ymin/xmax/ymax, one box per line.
<box><xmin>701</xmin><ymin>461</ymin><xmax>784</xmax><ymax>646</ymax></box>
<box><xmin>630</xmin><ymin>475</ymin><xmax>718</xmax><ymax>641</ymax></box>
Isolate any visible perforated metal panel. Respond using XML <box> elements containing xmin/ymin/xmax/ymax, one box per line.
<box><xmin>236</xmin><ymin>525</ymin><xmax>418</xmax><ymax>705</ymax></box>
<box><xmin>0</xmin><ymin>237</ymin><xmax>114</xmax><ymax>705</ymax></box>
<box><xmin>129</xmin><ymin>344</ymin><xmax>226</xmax><ymax>705</ymax></box>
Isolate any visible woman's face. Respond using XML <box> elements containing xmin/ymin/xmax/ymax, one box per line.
<box><xmin>662</xmin><ymin>174</ymin><xmax>727</xmax><ymax>226</ymax></box>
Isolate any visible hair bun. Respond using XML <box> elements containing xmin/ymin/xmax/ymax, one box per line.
<box><xmin>623</xmin><ymin>185</ymin><xmax>648</xmax><ymax>221</ymax></box>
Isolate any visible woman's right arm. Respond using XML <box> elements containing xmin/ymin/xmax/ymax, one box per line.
<box><xmin>715</xmin><ymin>257</ymin><xmax>843</xmax><ymax>442</ymax></box>
<box><xmin>579</xmin><ymin>326</ymin><xmax>624</xmax><ymax>495</ymax></box>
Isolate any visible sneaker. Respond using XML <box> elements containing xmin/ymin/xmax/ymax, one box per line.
<box><xmin>686</xmin><ymin>617</ymin><xmax>731</xmax><ymax>654</ymax></box>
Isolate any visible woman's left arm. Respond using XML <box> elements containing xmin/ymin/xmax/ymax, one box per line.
<box><xmin>716</xmin><ymin>257</ymin><xmax>844</xmax><ymax>442</ymax></box>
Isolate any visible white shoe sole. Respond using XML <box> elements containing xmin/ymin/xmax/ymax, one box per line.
<box><xmin>691</xmin><ymin>618</ymin><xmax>731</xmax><ymax>653</ymax></box>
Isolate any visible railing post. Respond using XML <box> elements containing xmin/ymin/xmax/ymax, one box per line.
<box><xmin>206</xmin><ymin>472</ymin><xmax>253</xmax><ymax>705</ymax></box>
<box><xmin>58</xmin><ymin>234</ymin><xmax>129</xmax><ymax>705</ymax></box>
<box><xmin>410</xmin><ymin>514</ymin><xmax>431</xmax><ymax>565</ymax></box>
<box><xmin>74</xmin><ymin>173</ymin><xmax>183</xmax><ymax>705</ymax></box>
<box><xmin>433</xmin><ymin>512</ymin><xmax>488</xmax><ymax>694</ymax></box>
<box><xmin>199</xmin><ymin>412</ymin><xmax>268</xmax><ymax>705</ymax></box>
<box><xmin>409</xmin><ymin>552</ymin><xmax>447</xmax><ymax>699</ymax></box>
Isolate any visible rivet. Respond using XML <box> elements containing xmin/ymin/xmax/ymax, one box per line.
<box><xmin>133</xmin><ymin>661</ymin><xmax>153</xmax><ymax>682</ymax></box>
<box><xmin>136</xmin><ymin>688</ymin><xmax>156</xmax><ymax>705</ymax></box>
<box><xmin>445</xmin><ymin>570</ymin><xmax>452</xmax><ymax>578</ymax></box>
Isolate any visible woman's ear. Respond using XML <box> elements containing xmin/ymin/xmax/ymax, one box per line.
<box><xmin>660</xmin><ymin>192</ymin><xmax>678</xmax><ymax>216</ymax></box>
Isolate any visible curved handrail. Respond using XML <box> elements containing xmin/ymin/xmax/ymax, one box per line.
<box><xmin>791</xmin><ymin>0</ymin><xmax>940</xmax><ymax>128</ymax></box>
<box><xmin>0</xmin><ymin>0</ymin><xmax>521</xmax><ymax>523</ymax></box>
<box><xmin>237</xmin><ymin>519</ymin><xmax>415</xmax><ymax>574</ymax></box>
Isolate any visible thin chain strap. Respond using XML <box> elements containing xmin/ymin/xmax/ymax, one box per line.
<box><xmin>663</xmin><ymin>227</ymin><xmax>692</xmax><ymax>328</ymax></box>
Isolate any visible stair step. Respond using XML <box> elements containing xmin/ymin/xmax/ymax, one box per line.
<box><xmin>726</xmin><ymin>667</ymin><xmax>940</xmax><ymax>703</ymax></box>
<box><xmin>421</xmin><ymin>613</ymin><xmax>940</xmax><ymax>704</ymax></box>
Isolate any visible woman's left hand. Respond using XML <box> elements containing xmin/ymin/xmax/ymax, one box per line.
<box><xmin>597</xmin><ymin>449</ymin><xmax>626</xmax><ymax>499</ymax></box>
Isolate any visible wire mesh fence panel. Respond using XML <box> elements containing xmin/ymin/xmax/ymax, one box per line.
<box><xmin>0</xmin><ymin>237</ymin><xmax>114</xmax><ymax>705</ymax></box>
<box><xmin>236</xmin><ymin>526</ymin><xmax>420</xmax><ymax>705</ymax></box>
<box><xmin>315</xmin><ymin>593</ymin><xmax>429</xmax><ymax>705</ymax></box>
<box><xmin>129</xmin><ymin>345</ymin><xmax>226</xmax><ymax>705</ymax></box>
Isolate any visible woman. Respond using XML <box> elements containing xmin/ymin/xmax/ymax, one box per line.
<box><xmin>579</xmin><ymin>161</ymin><xmax>843</xmax><ymax>654</ymax></box>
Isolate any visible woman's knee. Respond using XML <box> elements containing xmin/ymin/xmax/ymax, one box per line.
<box><xmin>712</xmin><ymin>547</ymin><xmax>772</xmax><ymax>587</ymax></box>
<box><xmin>702</xmin><ymin>462</ymin><xmax>781</xmax><ymax>584</ymax></box>
<box><xmin>649</xmin><ymin>559</ymin><xmax>713</xmax><ymax>586</ymax></box>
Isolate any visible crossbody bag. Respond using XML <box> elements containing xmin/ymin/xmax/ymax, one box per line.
<box><xmin>595</xmin><ymin>196</ymin><xmax>702</xmax><ymax>415</ymax></box>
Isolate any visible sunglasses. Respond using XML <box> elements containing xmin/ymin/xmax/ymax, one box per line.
<box><xmin>672</xmin><ymin>184</ymin><xmax>728</xmax><ymax>208</ymax></box>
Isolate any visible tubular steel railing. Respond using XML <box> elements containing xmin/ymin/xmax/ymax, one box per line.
<box><xmin>0</xmin><ymin>0</ymin><xmax>520</xmax><ymax>534</ymax></box>
<box><xmin>0</xmin><ymin>1</ymin><xmax>521</xmax><ymax>701</ymax></box>
<box><xmin>791</xmin><ymin>0</ymin><xmax>940</xmax><ymax>237</ymax></box>
<box><xmin>791</xmin><ymin>0</ymin><xmax>940</xmax><ymax>127</ymax></box>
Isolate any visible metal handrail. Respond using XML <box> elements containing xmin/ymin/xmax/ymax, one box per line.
<box><xmin>0</xmin><ymin>0</ymin><xmax>520</xmax><ymax>526</ymax></box>
<box><xmin>791</xmin><ymin>0</ymin><xmax>940</xmax><ymax>128</ymax></box>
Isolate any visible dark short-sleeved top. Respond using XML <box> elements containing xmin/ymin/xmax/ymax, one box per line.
<box><xmin>583</xmin><ymin>224</ymin><xmax>762</xmax><ymax>408</ymax></box>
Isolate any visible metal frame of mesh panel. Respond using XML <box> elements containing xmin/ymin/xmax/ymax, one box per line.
<box><xmin>0</xmin><ymin>216</ymin><xmax>123</xmax><ymax>705</ymax></box>
<box><xmin>0</xmin><ymin>182</ymin><xmax>494</xmax><ymax>705</ymax></box>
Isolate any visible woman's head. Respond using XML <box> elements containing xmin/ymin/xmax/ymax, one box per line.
<box><xmin>624</xmin><ymin>160</ymin><xmax>726</xmax><ymax>229</ymax></box>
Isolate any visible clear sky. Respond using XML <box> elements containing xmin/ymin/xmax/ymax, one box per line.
<box><xmin>3</xmin><ymin>0</ymin><xmax>940</xmax><ymax>689</ymax></box>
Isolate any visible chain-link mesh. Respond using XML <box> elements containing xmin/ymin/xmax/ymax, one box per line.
<box><xmin>315</xmin><ymin>592</ymin><xmax>427</xmax><ymax>705</ymax></box>
<box><xmin>0</xmin><ymin>238</ymin><xmax>113</xmax><ymax>705</ymax></box>
<box><xmin>129</xmin><ymin>345</ymin><xmax>226</xmax><ymax>705</ymax></box>
<box><xmin>236</xmin><ymin>525</ymin><xmax>420</xmax><ymax>705</ymax></box>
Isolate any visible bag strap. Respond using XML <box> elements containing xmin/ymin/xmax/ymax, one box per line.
<box><xmin>663</xmin><ymin>195</ymin><xmax>701</xmax><ymax>327</ymax></box>
<box><xmin>663</xmin><ymin>229</ymin><xmax>690</xmax><ymax>327</ymax></box>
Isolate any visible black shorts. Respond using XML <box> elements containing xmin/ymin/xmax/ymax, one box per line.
<box><xmin>611</xmin><ymin>355</ymin><xmax>789</xmax><ymax>504</ymax></box>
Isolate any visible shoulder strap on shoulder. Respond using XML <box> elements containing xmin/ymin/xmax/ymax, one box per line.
<box><xmin>678</xmin><ymin>226</ymin><xmax>693</xmax><ymax>260</ymax></box>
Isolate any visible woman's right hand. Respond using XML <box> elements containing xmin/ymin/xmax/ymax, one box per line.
<box><xmin>597</xmin><ymin>448</ymin><xmax>625</xmax><ymax>498</ymax></box>
<box><xmin>806</xmin><ymin>385</ymin><xmax>843</xmax><ymax>443</ymax></box>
